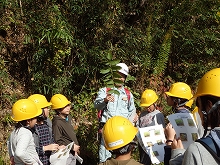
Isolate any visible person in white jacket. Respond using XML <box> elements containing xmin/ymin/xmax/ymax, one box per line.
<box><xmin>8</xmin><ymin>99</ymin><xmax>43</xmax><ymax>165</ymax></box>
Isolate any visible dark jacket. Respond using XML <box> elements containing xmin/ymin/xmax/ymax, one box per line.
<box><xmin>52</xmin><ymin>115</ymin><xmax>79</xmax><ymax>146</ymax></box>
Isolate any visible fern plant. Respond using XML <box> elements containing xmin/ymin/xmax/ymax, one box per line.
<box><xmin>100</xmin><ymin>53</ymin><xmax>125</xmax><ymax>95</ymax></box>
<box><xmin>153</xmin><ymin>26</ymin><xmax>173</xmax><ymax>75</ymax></box>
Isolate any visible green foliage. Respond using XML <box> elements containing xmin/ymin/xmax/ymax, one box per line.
<box><xmin>100</xmin><ymin>55</ymin><xmax>123</xmax><ymax>95</ymax></box>
<box><xmin>0</xmin><ymin>0</ymin><xmax>220</xmax><ymax>164</ymax></box>
<box><xmin>153</xmin><ymin>27</ymin><xmax>172</xmax><ymax>75</ymax></box>
<box><xmin>0</xmin><ymin>156</ymin><xmax>6</xmax><ymax>165</ymax></box>
<box><xmin>0</xmin><ymin>57</ymin><xmax>23</xmax><ymax>165</ymax></box>
<box><xmin>70</xmin><ymin>90</ymin><xmax>99</xmax><ymax>164</ymax></box>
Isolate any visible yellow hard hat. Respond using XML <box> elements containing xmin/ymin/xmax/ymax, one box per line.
<box><xmin>165</xmin><ymin>82</ymin><xmax>192</xmax><ymax>100</ymax></box>
<box><xmin>11</xmin><ymin>99</ymin><xmax>42</xmax><ymax>121</ymax></box>
<box><xmin>102</xmin><ymin>116</ymin><xmax>138</xmax><ymax>151</ymax></box>
<box><xmin>193</xmin><ymin>68</ymin><xmax>220</xmax><ymax>98</ymax></box>
<box><xmin>140</xmin><ymin>89</ymin><xmax>158</xmax><ymax>107</ymax></box>
<box><xmin>28</xmin><ymin>94</ymin><xmax>52</xmax><ymax>109</ymax></box>
<box><xmin>50</xmin><ymin>94</ymin><xmax>71</xmax><ymax>110</ymax></box>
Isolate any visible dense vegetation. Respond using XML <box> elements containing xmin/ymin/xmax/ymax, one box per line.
<box><xmin>0</xmin><ymin>0</ymin><xmax>219</xmax><ymax>164</ymax></box>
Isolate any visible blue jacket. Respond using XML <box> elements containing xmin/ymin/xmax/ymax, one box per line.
<box><xmin>94</xmin><ymin>86</ymin><xmax>136</xmax><ymax>123</ymax></box>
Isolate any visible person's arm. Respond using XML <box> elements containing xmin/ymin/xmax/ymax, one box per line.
<box><xmin>94</xmin><ymin>87</ymin><xmax>108</xmax><ymax>110</ymax></box>
<box><xmin>53</xmin><ymin>122</ymin><xmax>67</xmax><ymax>146</ymax></box>
<box><xmin>169</xmin><ymin>148</ymin><xmax>185</xmax><ymax>165</ymax></box>
<box><xmin>15</xmin><ymin>130</ymin><xmax>38</xmax><ymax>164</ymax></box>
<box><xmin>7</xmin><ymin>134</ymin><xmax>14</xmax><ymax>158</ymax></box>
<box><xmin>164</xmin><ymin>123</ymin><xmax>176</xmax><ymax>165</ymax></box>
<box><xmin>7</xmin><ymin>134</ymin><xmax>15</xmax><ymax>165</ymax></box>
<box><xmin>34</xmin><ymin>127</ymin><xmax>59</xmax><ymax>155</ymax></box>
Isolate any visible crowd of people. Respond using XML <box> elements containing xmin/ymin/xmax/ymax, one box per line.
<box><xmin>8</xmin><ymin>94</ymin><xmax>80</xmax><ymax>165</ymax></box>
<box><xmin>6</xmin><ymin>63</ymin><xmax>220</xmax><ymax>165</ymax></box>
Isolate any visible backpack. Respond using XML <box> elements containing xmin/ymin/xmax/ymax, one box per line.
<box><xmin>196</xmin><ymin>136</ymin><xmax>220</xmax><ymax>162</ymax></box>
<box><xmin>97</xmin><ymin>87</ymin><xmax>131</xmax><ymax>122</ymax></box>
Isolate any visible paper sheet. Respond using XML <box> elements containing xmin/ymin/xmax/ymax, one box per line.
<box><xmin>167</xmin><ymin>113</ymin><xmax>200</xmax><ymax>149</ymax></box>
<box><xmin>50</xmin><ymin>142</ymin><xmax>83</xmax><ymax>165</ymax></box>
<box><xmin>138</xmin><ymin>124</ymin><xmax>166</xmax><ymax>164</ymax></box>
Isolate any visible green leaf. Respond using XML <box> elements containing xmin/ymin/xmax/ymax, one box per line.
<box><xmin>111</xmin><ymin>65</ymin><xmax>121</xmax><ymax>71</ymax></box>
<box><xmin>126</xmin><ymin>75</ymin><xmax>136</xmax><ymax>81</ymax></box>
<box><xmin>107</xmin><ymin>59</ymin><xmax>120</xmax><ymax>66</ymax></box>
<box><xmin>113</xmin><ymin>72</ymin><xmax>122</xmax><ymax>78</ymax></box>
<box><xmin>100</xmin><ymin>68</ymin><xmax>110</xmax><ymax>74</ymax></box>
<box><xmin>105</xmin><ymin>80</ymin><xmax>114</xmax><ymax>85</ymax></box>
<box><xmin>102</xmin><ymin>74</ymin><xmax>112</xmax><ymax>79</ymax></box>
<box><xmin>107</xmin><ymin>89</ymin><xmax>120</xmax><ymax>96</ymax></box>
<box><xmin>106</xmin><ymin>53</ymin><xmax>112</xmax><ymax>60</ymax></box>
<box><xmin>107</xmin><ymin>89</ymin><xmax>115</xmax><ymax>94</ymax></box>
<box><xmin>106</xmin><ymin>84</ymin><xmax>114</xmax><ymax>88</ymax></box>
<box><xmin>113</xmin><ymin>79</ymin><xmax>124</xmax><ymax>84</ymax></box>
<box><xmin>112</xmin><ymin>90</ymin><xmax>120</xmax><ymax>95</ymax></box>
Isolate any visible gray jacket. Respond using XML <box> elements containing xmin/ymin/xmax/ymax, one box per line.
<box><xmin>170</xmin><ymin>141</ymin><xmax>219</xmax><ymax>165</ymax></box>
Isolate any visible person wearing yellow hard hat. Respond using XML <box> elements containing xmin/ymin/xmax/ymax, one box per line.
<box><xmin>8</xmin><ymin>99</ymin><xmax>43</xmax><ymax>165</ymax></box>
<box><xmin>164</xmin><ymin>82</ymin><xmax>193</xmax><ymax>165</ymax></box>
<box><xmin>28</xmin><ymin>94</ymin><xmax>61</xmax><ymax>165</ymax></box>
<box><xmin>50</xmin><ymin>94</ymin><xmax>80</xmax><ymax>165</ymax></box>
<box><xmin>137</xmin><ymin>89</ymin><xmax>165</xmax><ymax>165</ymax></box>
<box><xmin>165</xmin><ymin>82</ymin><xmax>193</xmax><ymax>113</ymax></box>
<box><xmin>94</xmin><ymin>63</ymin><xmax>137</xmax><ymax>163</ymax></box>
<box><xmin>169</xmin><ymin>68</ymin><xmax>220</xmax><ymax>165</ymax></box>
<box><xmin>99</xmin><ymin>116</ymin><xmax>143</xmax><ymax>165</ymax></box>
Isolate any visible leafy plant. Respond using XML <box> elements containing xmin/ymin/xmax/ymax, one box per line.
<box><xmin>100</xmin><ymin>53</ymin><xmax>124</xmax><ymax>95</ymax></box>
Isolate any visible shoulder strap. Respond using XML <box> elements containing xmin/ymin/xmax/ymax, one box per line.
<box><xmin>124</xmin><ymin>88</ymin><xmax>131</xmax><ymax>102</ymax></box>
<box><xmin>106</xmin><ymin>87</ymin><xmax>111</xmax><ymax>93</ymax></box>
<box><xmin>196</xmin><ymin>137</ymin><xmax>220</xmax><ymax>162</ymax></box>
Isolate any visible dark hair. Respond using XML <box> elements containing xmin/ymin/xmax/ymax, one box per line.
<box><xmin>111</xmin><ymin>142</ymin><xmax>137</xmax><ymax>155</ymax></box>
<box><xmin>15</xmin><ymin>120</ymin><xmax>27</xmax><ymax>130</ymax></box>
<box><xmin>200</xmin><ymin>95</ymin><xmax>220</xmax><ymax>129</ymax></box>
<box><xmin>55</xmin><ymin>109</ymin><xmax>62</xmax><ymax>115</ymax></box>
<box><xmin>171</xmin><ymin>96</ymin><xmax>188</xmax><ymax>107</ymax></box>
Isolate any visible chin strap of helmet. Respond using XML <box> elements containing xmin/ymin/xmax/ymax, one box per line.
<box><xmin>174</xmin><ymin>98</ymin><xmax>188</xmax><ymax>108</ymax></box>
<box><xmin>110</xmin><ymin>141</ymin><xmax>137</xmax><ymax>155</ymax></box>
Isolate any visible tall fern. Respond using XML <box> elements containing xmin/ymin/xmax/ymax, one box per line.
<box><xmin>153</xmin><ymin>27</ymin><xmax>173</xmax><ymax>75</ymax></box>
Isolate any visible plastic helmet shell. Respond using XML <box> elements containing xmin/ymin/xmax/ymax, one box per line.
<box><xmin>165</xmin><ymin>82</ymin><xmax>192</xmax><ymax>100</ymax></box>
<box><xmin>140</xmin><ymin>89</ymin><xmax>158</xmax><ymax>107</ymax></box>
<box><xmin>50</xmin><ymin>94</ymin><xmax>71</xmax><ymax>110</ymax></box>
<box><xmin>102</xmin><ymin>116</ymin><xmax>138</xmax><ymax>151</ymax></box>
<box><xmin>193</xmin><ymin>68</ymin><xmax>220</xmax><ymax>98</ymax></box>
<box><xmin>11</xmin><ymin>99</ymin><xmax>42</xmax><ymax>121</ymax></box>
<box><xmin>28</xmin><ymin>94</ymin><xmax>52</xmax><ymax>109</ymax></box>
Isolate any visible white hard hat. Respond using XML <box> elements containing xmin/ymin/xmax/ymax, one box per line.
<box><xmin>116</xmin><ymin>63</ymin><xmax>129</xmax><ymax>76</ymax></box>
